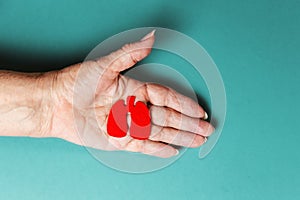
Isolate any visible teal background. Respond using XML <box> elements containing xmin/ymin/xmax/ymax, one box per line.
<box><xmin>0</xmin><ymin>0</ymin><xmax>299</xmax><ymax>199</ymax></box>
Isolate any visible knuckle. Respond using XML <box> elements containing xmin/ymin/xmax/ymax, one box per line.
<box><xmin>150</xmin><ymin>125</ymin><xmax>164</xmax><ymax>140</ymax></box>
<box><xmin>122</xmin><ymin>43</ymin><xmax>139</xmax><ymax>64</ymax></box>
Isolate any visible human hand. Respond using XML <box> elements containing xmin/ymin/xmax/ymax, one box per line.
<box><xmin>47</xmin><ymin>31</ymin><xmax>214</xmax><ymax>158</ymax></box>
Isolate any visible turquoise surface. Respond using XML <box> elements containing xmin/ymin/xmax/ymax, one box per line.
<box><xmin>0</xmin><ymin>0</ymin><xmax>299</xmax><ymax>199</ymax></box>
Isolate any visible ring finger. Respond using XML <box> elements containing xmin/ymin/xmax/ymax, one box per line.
<box><xmin>149</xmin><ymin>124</ymin><xmax>207</xmax><ymax>148</ymax></box>
<box><xmin>150</xmin><ymin>105</ymin><xmax>214</xmax><ymax>136</ymax></box>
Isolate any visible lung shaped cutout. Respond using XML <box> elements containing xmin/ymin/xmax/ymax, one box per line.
<box><xmin>107</xmin><ymin>99</ymin><xmax>128</xmax><ymax>138</ymax></box>
<box><xmin>107</xmin><ymin>96</ymin><xmax>151</xmax><ymax>140</ymax></box>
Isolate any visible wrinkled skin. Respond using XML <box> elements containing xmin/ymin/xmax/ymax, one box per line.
<box><xmin>48</xmin><ymin>31</ymin><xmax>214</xmax><ymax>158</ymax></box>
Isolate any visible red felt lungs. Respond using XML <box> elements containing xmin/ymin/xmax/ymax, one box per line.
<box><xmin>107</xmin><ymin>96</ymin><xmax>151</xmax><ymax>140</ymax></box>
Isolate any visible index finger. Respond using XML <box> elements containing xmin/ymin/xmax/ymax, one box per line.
<box><xmin>144</xmin><ymin>83</ymin><xmax>208</xmax><ymax>119</ymax></box>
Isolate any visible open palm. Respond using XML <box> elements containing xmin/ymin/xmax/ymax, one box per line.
<box><xmin>49</xmin><ymin>31</ymin><xmax>214</xmax><ymax>158</ymax></box>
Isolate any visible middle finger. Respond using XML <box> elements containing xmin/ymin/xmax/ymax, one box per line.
<box><xmin>150</xmin><ymin>105</ymin><xmax>214</xmax><ymax>136</ymax></box>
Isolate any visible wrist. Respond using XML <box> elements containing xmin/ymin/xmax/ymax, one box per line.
<box><xmin>42</xmin><ymin>66</ymin><xmax>79</xmax><ymax>140</ymax></box>
<box><xmin>33</xmin><ymin>71</ymin><xmax>59</xmax><ymax>138</ymax></box>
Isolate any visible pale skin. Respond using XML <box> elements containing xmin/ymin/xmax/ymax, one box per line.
<box><xmin>0</xmin><ymin>31</ymin><xmax>214</xmax><ymax>158</ymax></box>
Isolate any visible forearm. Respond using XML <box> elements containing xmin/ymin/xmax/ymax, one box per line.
<box><xmin>0</xmin><ymin>70</ymin><xmax>54</xmax><ymax>137</ymax></box>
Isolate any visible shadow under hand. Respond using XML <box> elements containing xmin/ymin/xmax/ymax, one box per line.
<box><xmin>0</xmin><ymin>43</ymin><xmax>87</xmax><ymax>72</ymax></box>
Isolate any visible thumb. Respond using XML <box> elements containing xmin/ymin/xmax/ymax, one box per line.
<box><xmin>97</xmin><ymin>30</ymin><xmax>155</xmax><ymax>74</ymax></box>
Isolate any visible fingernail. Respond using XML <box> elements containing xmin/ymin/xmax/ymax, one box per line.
<box><xmin>141</xmin><ymin>29</ymin><xmax>156</xmax><ymax>41</ymax></box>
<box><xmin>204</xmin><ymin>112</ymin><xmax>208</xmax><ymax>120</ymax></box>
<box><xmin>174</xmin><ymin>149</ymin><xmax>179</xmax><ymax>156</ymax></box>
